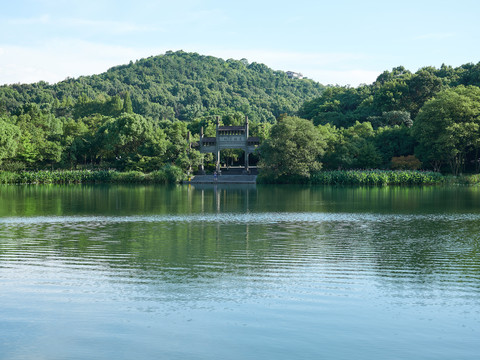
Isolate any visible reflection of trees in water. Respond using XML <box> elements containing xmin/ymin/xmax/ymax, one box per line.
<box><xmin>2</xmin><ymin>183</ymin><xmax>480</xmax><ymax>216</ymax></box>
<box><xmin>1</xmin><ymin>185</ymin><xmax>480</xmax><ymax>292</ymax></box>
<box><xmin>2</xmin><ymin>213</ymin><xmax>479</xmax><ymax>289</ymax></box>
<box><xmin>318</xmin><ymin>217</ymin><xmax>480</xmax><ymax>297</ymax></box>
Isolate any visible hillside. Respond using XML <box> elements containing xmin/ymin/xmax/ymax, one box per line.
<box><xmin>0</xmin><ymin>50</ymin><xmax>325</xmax><ymax>123</ymax></box>
<box><xmin>2</xmin><ymin>52</ymin><xmax>480</xmax><ymax>176</ymax></box>
<box><xmin>299</xmin><ymin>63</ymin><xmax>480</xmax><ymax>128</ymax></box>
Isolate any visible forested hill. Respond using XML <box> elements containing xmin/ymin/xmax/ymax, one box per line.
<box><xmin>0</xmin><ymin>50</ymin><xmax>324</xmax><ymax>123</ymax></box>
<box><xmin>298</xmin><ymin>63</ymin><xmax>480</xmax><ymax>129</ymax></box>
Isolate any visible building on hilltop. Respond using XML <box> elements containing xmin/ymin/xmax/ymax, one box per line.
<box><xmin>286</xmin><ymin>71</ymin><xmax>304</xmax><ymax>79</ymax></box>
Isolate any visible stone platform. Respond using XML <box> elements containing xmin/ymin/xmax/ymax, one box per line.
<box><xmin>186</xmin><ymin>174</ymin><xmax>257</xmax><ymax>184</ymax></box>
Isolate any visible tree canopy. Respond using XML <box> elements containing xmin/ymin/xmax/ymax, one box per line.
<box><xmin>0</xmin><ymin>51</ymin><xmax>324</xmax><ymax>124</ymax></box>
<box><xmin>412</xmin><ymin>86</ymin><xmax>480</xmax><ymax>174</ymax></box>
<box><xmin>258</xmin><ymin>116</ymin><xmax>326</xmax><ymax>182</ymax></box>
<box><xmin>2</xmin><ymin>52</ymin><xmax>480</xmax><ymax>177</ymax></box>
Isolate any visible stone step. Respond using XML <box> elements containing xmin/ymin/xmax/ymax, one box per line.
<box><xmin>219</xmin><ymin>167</ymin><xmax>259</xmax><ymax>175</ymax></box>
<box><xmin>186</xmin><ymin>175</ymin><xmax>257</xmax><ymax>184</ymax></box>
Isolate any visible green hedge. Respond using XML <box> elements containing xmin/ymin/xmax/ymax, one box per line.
<box><xmin>443</xmin><ymin>174</ymin><xmax>480</xmax><ymax>185</ymax></box>
<box><xmin>310</xmin><ymin>170</ymin><xmax>445</xmax><ymax>186</ymax></box>
<box><xmin>0</xmin><ymin>166</ymin><xmax>184</xmax><ymax>185</ymax></box>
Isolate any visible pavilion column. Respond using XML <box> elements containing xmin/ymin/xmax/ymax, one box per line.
<box><xmin>215</xmin><ymin>116</ymin><xmax>221</xmax><ymax>174</ymax></box>
<box><xmin>199</xmin><ymin>126</ymin><xmax>205</xmax><ymax>174</ymax></box>
<box><xmin>200</xmin><ymin>156</ymin><xmax>205</xmax><ymax>174</ymax></box>
<box><xmin>216</xmin><ymin>150</ymin><xmax>221</xmax><ymax>173</ymax></box>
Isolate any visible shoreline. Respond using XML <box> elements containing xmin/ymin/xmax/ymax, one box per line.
<box><xmin>1</xmin><ymin>169</ymin><xmax>479</xmax><ymax>186</ymax></box>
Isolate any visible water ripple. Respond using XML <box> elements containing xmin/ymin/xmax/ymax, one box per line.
<box><xmin>1</xmin><ymin>212</ymin><xmax>480</xmax><ymax>225</ymax></box>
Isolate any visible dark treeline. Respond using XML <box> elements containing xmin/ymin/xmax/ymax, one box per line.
<box><xmin>1</xmin><ymin>51</ymin><xmax>480</xmax><ymax>181</ymax></box>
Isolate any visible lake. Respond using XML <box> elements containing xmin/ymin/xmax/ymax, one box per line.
<box><xmin>1</xmin><ymin>184</ymin><xmax>479</xmax><ymax>359</ymax></box>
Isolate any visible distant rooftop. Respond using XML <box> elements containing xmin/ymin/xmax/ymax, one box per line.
<box><xmin>286</xmin><ymin>71</ymin><xmax>304</xmax><ymax>79</ymax></box>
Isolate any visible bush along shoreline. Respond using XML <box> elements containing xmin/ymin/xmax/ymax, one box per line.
<box><xmin>258</xmin><ymin>170</ymin><xmax>480</xmax><ymax>186</ymax></box>
<box><xmin>310</xmin><ymin>170</ymin><xmax>444</xmax><ymax>186</ymax></box>
<box><xmin>0</xmin><ymin>165</ymin><xmax>184</xmax><ymax>185</ymax></box>
<box><xmin>1</xmin><ymin>168</ymin><xmax>479</xmax><ymax>186</ymax></box>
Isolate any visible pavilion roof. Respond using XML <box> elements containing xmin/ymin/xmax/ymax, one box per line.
<box><xmin>218</xmin><ymin>126</ymin><xmax>245</xmax><ymax>131</ymax></box>
<box><xmin>201</xmin><ymin>137</ymin><xmax>217</xmax><ymax>142</ymax></box>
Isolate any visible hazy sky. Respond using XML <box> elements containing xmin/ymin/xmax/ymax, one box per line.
<box><xmin>1</xmin><ymin>0</ymin><xmax>479</xmax><ymax>86</ymax></box>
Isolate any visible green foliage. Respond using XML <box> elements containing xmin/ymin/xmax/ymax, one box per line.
<box><xmin>96</xmin><ymin>113</ymin><xmax>168</xmax><ymax>171</ymax></box>
<box><xmin>0</xmin><ymin>117</ymin><xmax>21</xmax><ymax>164</ymax></box>
<box><xmin>0</xmin><ymin>51</ymin><xmax>324</xmax><ymax>124</ymax></box>
<box><xmin>162</xmin><ymin>164</ymin><xmax>184</xmax><ymax>183</ymax></box>
<box><xmin>0</xmin><ymin>168</ymin><xmax>183</xmax><ymax>184</ymax></box>
<box><xmin>298</xmin><ymin>85</ymin><xmax>373</xmax><ymax>128</ymax></box>
<box><xmin>391</xmin><ymin>155</ymin><xmax>422</xmax><ymax>170</ymax></box>
<box><xmin>368</xmin><ymin>110</ymin><xmax>412</xmax><ymax>129</ymax></box>
<box><xmin>443</xmin><ymin>174</ymin><xmax>480</xmax><ymax>185</ymax></box>
<box><xmin>297</xmin><ymin>64</ymin><xmax>470</xmax><ymax>130</ymax></box>
<box><xmin>310</xmin><ymin>170</ymin><xmax>444</xmax><ymax>186</ymax></box>
<box><xmin>0</xmin><ymin>51</ymin><xmax>324</xmax><ymax>175</ymax></box>
<box><xmin>0</xmin><ymin>171</ymin><xmax>19</xmax><ymax>184</ymax></box>
<box><xmin>412</xmin><ymin>86</ymin><xmax>480</xmax><ymax>174</ymax></box>
<box><xmin>122</xmin><ymin>92</ymin><xmax>133</xmax><ymax>114</ymax></box>
<box><xmin>374</xmin><ymin>126</ymin><xmax>415</xmax><ymax>167</ymax></box>
<box><xmin>3</xmin><ymin>53</ymin><xmax>480</xmax><ymax>177</ymax></box>
<box><xmin>320</xmin><ymin>121</ymin><xmax>382</xmax><ymax>170</ymax></box>
<box><xmin>257</xmin><ymin>116</ymin><xmax>326</xmax><ymax>182</ymax></box>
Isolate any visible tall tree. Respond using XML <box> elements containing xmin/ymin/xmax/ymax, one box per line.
<box><xmin>96</xmin><ymin>113</ymin><xmax>167</xmax><ymax>171</ymax></box>
<box><xmin>122</xmin><ymin>92</ymin><xmax>133</xmax><ymax>114</ymax></box>
<box><xmin>413</xmin><ymin>86</ymin><xmax>480</xmax><ymax>174</ymax></box>
<box><xmin>258</xmin><ymin>116</ymin><xmax>326</xmax><ymax>182</ymax></box>
<box><xmin>0</xmin><ymin>117</ymin><xmax>21</xmax><ymax>165</ymax></box>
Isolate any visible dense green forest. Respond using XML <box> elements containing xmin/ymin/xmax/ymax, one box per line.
<box><xmin>0</xmin><ymin>50</ymin><xmax>323</xmax><ymax>123</ymax></box>
<box><xmin>1</xmin><ymin>50</ymin><xmax>480</xmax><ymax>181</ymax></box>
<box><xmin>0</xmin><ymin>51</ymin><xmax>323</xmax><ymax>173</ymax></box>
<box><xmin>287</xmin><ymin>63</ymin><xmax>480</xmax><ymax>180</ymax></box>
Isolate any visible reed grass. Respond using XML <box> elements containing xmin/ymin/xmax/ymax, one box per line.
<box><xmin>310</xmin><ymin>170</ymin><xmax>445</xmax><ymax>186</ymax></box>
<box><xmin>0</xmin><ymin>166</ymin><xmax>184</xmax><ymax>185</ymax></box>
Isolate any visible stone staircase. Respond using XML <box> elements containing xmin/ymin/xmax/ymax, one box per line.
<box><xmin>187</xmin><ymin>174</ymin><xmax>257</xmax><ymax>184</ymax></box>
<box><xmin>219</xmin><ymin>167</ymin><xmax>259</xmax><ymax>175</ymax></box>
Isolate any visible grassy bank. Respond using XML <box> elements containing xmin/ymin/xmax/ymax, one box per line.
<box><xmin>310</xmin><ymin>170</ymin><xmax>445</xmax><ymax>186</ymax></box>
<box><xmin>443</xmin><ymin>173</ymin><xmax>480</xmax><ymax>185</ymax></box>
<box><xmin>258</xmin><ymin>170</ymin><xmax>480</xmax><ymax>186</ymax></box>
<box><xmin>2</xmin><ymin>168</ymin><xmax>479</xmax><ymax>186</ymax></box>
<box><xmin>0</xmin><ymin>166</ymin><xmax>184</xmax><ymax>185</ymax></box>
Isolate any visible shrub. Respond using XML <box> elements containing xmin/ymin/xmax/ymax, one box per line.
<box><xmin>0</xmin><ymin>171</ymin><xmax>19</xmax><ymax>184</ymax></box>
<box><xmin>391</xmin><ymin>155</ymin><xmax>422</xmax><ymax>170</ymax></box>
<box><xmin>310</xmin><ymin>170</ymin><xmax>444</xmax><ymax>186</ymax></box>
<box><xmin>163</xmin><ymin>165</ymin><xmax>184</xmax><ymax>183</ymax></box>
<box><xmin>0</xmin><ymin>169</ymin><xmax>184</xmax><ymax>185</ymax></box>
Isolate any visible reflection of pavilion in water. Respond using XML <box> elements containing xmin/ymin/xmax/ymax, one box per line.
<box><xmin>188</xmin><ymin>183</ymin><xmax>257</xmax><ymax>247</ymax></box>
<box><xmin>189</xmin><ymin>183</ymin><xmax>256</xmax><ymax>213</ymax></box>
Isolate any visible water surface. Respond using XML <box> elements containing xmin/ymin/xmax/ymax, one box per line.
<box><xmin>1</xmin><ymin>185</ymin><xmax>479</xmax><ymax>359</ymax></box>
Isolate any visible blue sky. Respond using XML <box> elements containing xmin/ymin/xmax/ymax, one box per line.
<box><xmin>1</xmin><ymin>0</ymin><xmax>480</xmax><ymax>86</ymax></box>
